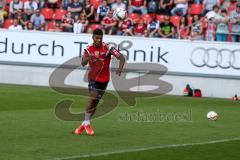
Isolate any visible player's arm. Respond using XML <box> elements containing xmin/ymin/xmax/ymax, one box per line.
<box><xmin>109</xmin><ymin>47</ymin><xmax>125</xmax><ymax>76</ymax></box>
<box><xmin>81</xmin><ymin>49</ymin><xmax>89</xmax><ymax>66</ymax></box>
<box><xmin>116</xmin><ymin>54</ymin><xmax>125</xmax><ymax>76</ymax></box>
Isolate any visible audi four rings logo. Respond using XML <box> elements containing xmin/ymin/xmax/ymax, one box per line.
<box><xmin>190</xmin><ymin>47</ymin><xmax>240</xmax><ymax>69</ymax></box>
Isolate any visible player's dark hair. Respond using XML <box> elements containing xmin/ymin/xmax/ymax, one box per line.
<box><xmin>93</xmin><ymin>28</ymin><xmax>103</xmax><ymax>36</ymax></box>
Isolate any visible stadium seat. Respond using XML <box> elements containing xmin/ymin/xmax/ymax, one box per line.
<box><xmin>54</xmin><ymin>9</ymin><xmax>67</xmax><ymax>20</ymax></box>
<box><xmin>128</xmin><ymin>13</ymin><xmax>139</xmax><ymax>23</ymax></box>
<box><xmin>90</xmin><ymin>0</ymin><xmax>102</xmax><ymax>9</ymax></box>
<box><xmin>189</xmin><ymin>4</ymin><xmax>203</xmax><ymax>15</ymax></box>
<box><xmin>201</xmin><ymin>18</ymin><xmax>208</xmax><ymax>29</ymax></box>
<box><xmin>141</xmin><ymin>14</ymin><xmax>152</xmax><ymax>24</ymax></box>
<box><xmin>6</xmin><ymin>0</ymin><xmax>13</xmax><ymax>4</ymax></box>
<box><xmin>228</xmin><ymin>3</ymin><xmax>237</xmax><ymax>13</ymax></box>
<box><xmin>4</xmin><ymin>19</ymin><xmax>13</xmax><ymax>29</ymax></box>
<box><xmin>156</xmin><ymin>15</ymin><xmax>165</xmax><ymax>23</ymax></box>
<box><xmin>170</xmin><ymin>16</ymin><xmax>181</xmax><ymax>26</ymax></box>
<box><xmin>47</xmin><ymin>22</ymin><xmax>56</xmax><ymax>30</ymax></box>
<box><xmin>41</xmin><ymin>8</ymin><xmax>54</xmax><ymax>20</ymax></box>
<box><xmin>21</xmin><ymin>0</ymin><xmax>28</xmax><ymax>3</ymax></box>
<box><xmin>91</xmin><ymin>24</ymin><xmax>102</xmax><ymax>31</ymax></box>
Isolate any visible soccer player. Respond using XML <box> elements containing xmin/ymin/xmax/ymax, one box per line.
<box><xmin>73</xmin><ymin>28</ymin><xmax>125</xmax><ymax>136</ymax></box>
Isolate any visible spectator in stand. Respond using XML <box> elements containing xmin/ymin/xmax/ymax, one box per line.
<box><xmin>36</xmin><ymin>0</ymin><xmax>45</xmax><ymax>9</ymax></box>
<box><xmin>79</xmin><ymin>12</ymin><xmax>89</xmax><ymax>32</ymax></box>
<box><xmin>46</xmin><ymin>0</ymin><xmax>58</xmax><ymax>9</ymax></box>
<box><xmin>111</xmin><ymin>0</ymin><xmax>126</xmax><ymax>11</ymax></box>
<box><xmin>225</xmin><ymin>0</ymin><xmax>238</xmax><ymax>15</ymax></box>
<box><xmin>9</xmin><ymin>0</ymin><xmax>23</xmax><ymax>19</ymax></box>
<box><xmin>25</xmin><ymin>21</ymin><xmax>34</xmax><ymax>30</ymax></box>
<box><xmin>147</xmin><ymin>14</ymin><xmax>160</xmax><ymax>37</ymax></box>
<box><xmin>214</xmin><ymin>9</ymin><xmax>229</xmax><ymax>42</ymax></box>
<box><xmin>0</xmin><ymin>0</ymin><xmax>6</xmax><ymax>9</ymax></box>
<box><xmin>143</xmin><ymin>29</ymin><xmax>149</xmax><ymax>37</ymax></box>
<box><xmin>30</xmin><ymin>9</ymin><xmax>45</xmax><ymax>30</ymax></box>
<box><xmin>134</xmin><ymin>19</ymin><xmax>147</xmax><ymax>36</ymax></box>
<box><xmin>158</xmin><ymin>15</ymin><xmax>175</xmax><ymax>38</ymax></box>
<box><xmin>117</xmin><ymin>17</ymin><xmax>134</xmax><ymax>36</ymax></box>
<box><xmin>67</xmin><ymin>0</ymin><xmax>83</xmax><ymax>19</ymax></box>
<box><xmin>147</xmin><ymin>0</ymin><xmax>158</xmax><ymax>14</ymax></box>
<box><xmin>84</xmin><ymin>0</ymin><xmax>95</xmax><ymax>23</ymax></box>
<box><xmin>205</xmin><ymin>17</ymin><xmax>216</xmax><ymax>41</ymax></box>
<box><xmin>230</xmin><ymin>3</ymin><xmax>240</xmax><ymax>42</ymax></box>
<box><xmin>61</xmin><ymin>12</ymin><xmax>74</xmax><ymax>32</ymax></box>
<box><xmin>128</xmin><ymin>0</ymin><xmax>147</xmax><ymax>14</ymax></box>
<box><xmin>73</xmin><ymin>12</ymin><xmax>89</xmax><ymax>33</ymax></box>
<box><xmin>61</xmin><ymin>0</ymin><xmax>71</xmax><ymax>9</ymax></box>
<box><xmin>202</xmin><ymin>0</ymin><xmax>220</xmax><ymax>16</ymax></box>
<box><xmin>177</xmin><ymin>16</ymin><xmax>189</xmax><ymax>39</ymax></box>
<box><xmin>190</xmin><ymin>15</ymin><xmax>204</xmax><ymax>40</ymax></box>
<box><xmin>96</xmin><ymin>0</ymin><xmax>110</xmax><ymax>22</ymax></box>
<box><xmin>194</xmin><ymin>0</ymin><xmax>202</xmax><ymax>4</ymax></box>
<box><xmin>205</xmin><ymin>5</ymin><xmax>219</xmax><ymax>20</ymax></box>
<box><xmin>108</xmin><ymin>0</ymin><xmax>115</xmax><ymax>6</ymax></box>
<box><xmin>8</xmin><ymin>18</ymin><xmax>23</xmax><ymax>30</ymax></box>
<box><xmin>101</xmin><ymin>10</ymin><xmax>117</xmax><ymax>35</ymax></box>
<box><xmin>0</xmin><ymin>5</ymin><xmax>7</xmax><ymax>27</ymax></box>
<box><xmin>24</xmin><ymin>0</ymin><xmax>38</xmax><ymax>20</ymax></box>
<box><xmin>171</xmin><ymin>0</ymin><xmax>188</xmax><ymax>16</ymax></box>
<box><xmin>158</xmin><ymin>0</ymin><xmax>173</xmax><ymax>15</ymax></box>
<box><xmin>16</xmin><ymin>10</ymin><xmax>28</xmax><ymax>28</ymax></box>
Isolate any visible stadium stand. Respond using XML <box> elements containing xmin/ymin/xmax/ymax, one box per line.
<box><xmin>1</xmin><ymin>0</ymin><xmax>240</xmax><ymax>42</ymax></box>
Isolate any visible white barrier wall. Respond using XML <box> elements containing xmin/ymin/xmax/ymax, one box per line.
<box><xmin>0</xmin><ymin>64</ymin><xmax>239</xmax><ymax>98</ymax></box>
<box><xmin>0</xmin><ymin>30</ymin><xmax>240</xmax><ymax>98</ymax></box>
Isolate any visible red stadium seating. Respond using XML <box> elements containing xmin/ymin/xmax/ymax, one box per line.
<box><xmin>90</xmin><ymin>0</ymin><xmax>102</xmax><ymax>9</ymax></box>
<box><xmin>47</xmin><ymin>22</ymin><xmax>56</xmax><ymax>30</ymax></box>
<box><xmin>6</xmin><ymin>0</ymin><xmax>13</xmax><ymax>4</ymax></box>
<box><xmin>141</xmin><ymin>14</ymin><xmax>152</xmax><ymax>24</ymax></box>
<box><xmin>91</xmin><ymin>24</ymin><xmax>102</xmax><ymax>31</ymax></box>
<box><xmin>128</xmin><ymin>13</ymin><xmax>139</xmax><ymax>23</ymax></box>
<box><xmin>21</xmin><ymin>0</ymin><xmax>28</xmax><ymax>3</ymax></box>
<box><xmin>41</xmin><ymin>8</ymin><xmax>54</xmax><ymax>20</ymax></box>
<box><xmin>4</xmin><ymin>19</ymin><xmax>13</xmax><ymax>29</ymax></box>
<box><xmin>228</xmin><ymin>2</ymin><xmax>237</xmax><ymax>13</ymax></box>
<box><xmin>189</xmin><ymin>4</ymin><xmax>203</xmax><ymax>15</ymax></box>
<box><xmin>156</xmin><ymin>15</ymin><xmax>165</xmax><ymax>23</ymax></box>
<box><xmin>170</xmin><ymin>16</ymin><xmax>181</xmax><ymax>26</ymax></box>
<box><xmin>54</xmin><ymin>9</ymin><xmax>67</xmax><ymax>20</ymax></box>
<box><xmin>201</xmin><ymin>18</ymin><xmax>208</xmax><ymax>29</ymax></box>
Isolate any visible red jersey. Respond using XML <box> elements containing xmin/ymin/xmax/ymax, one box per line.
<box><xmin>131</xmin><ymin>0</ymin><xmax>144</xmax><ymax>7</ymax></box>
<box><xmin>82</xmin><ymin>43</ymin><xmax>121</xmax><ymax>82</ymax></box>
<box><xmin>120</xmin><ymin>19</ymin><xmax>133</xmax><ymax>31</ymax></box>
<box><xmin>134</xmin><ymin>23</ymin><xmax>147</xmax><ymax>35</ymax></box>
<box><xmin>62</xmin><ymin>17</ymin><xmax>74</xmax><ymax>25</ymax></box>
<box><xmin>102</xmin><ymin>17</ymin><xmax>116</xmax><ymax>25</ymax></box>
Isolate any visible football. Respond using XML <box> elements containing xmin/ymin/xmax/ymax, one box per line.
<box><xmin>207</xmin><ymin>111</ymin><xmax>218</xmax><ymax>121</ymax></box>
<box><xmin>113</xmin><ymin>8</ymin><xmax>127</xmax><ymax>21</ymax></box>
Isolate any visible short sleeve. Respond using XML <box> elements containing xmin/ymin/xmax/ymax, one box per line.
<box><xmin>109</xmin><ymin>47</ymin><xmax>121</xmax><ymax>58</ymax></box>
<box><xmin>82</xmin><ymin>49</ymin><xmax>89</xmax><ymax>58</ymax></box>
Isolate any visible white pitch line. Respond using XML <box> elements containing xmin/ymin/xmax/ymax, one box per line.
<box><xmin>50</xmin><ymin>137</ymin><xmax>240</xmax><ymax>160</ymax></box>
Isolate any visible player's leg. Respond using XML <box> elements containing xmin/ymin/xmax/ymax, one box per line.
<box><xmin>74</xmin><ymin>81</ymin><xmax>108</xmax><ymax>136</ymax></box>
<box><xmin>73</xmin><ymin>90</ymin><xmax>101</xmax><ymax>136</ymax></box>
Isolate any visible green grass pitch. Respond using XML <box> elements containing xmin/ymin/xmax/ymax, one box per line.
<box><xmin>0</xmin><ymin>84</ymin><xmax>239</xmax><ymax>160</ymax></box>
